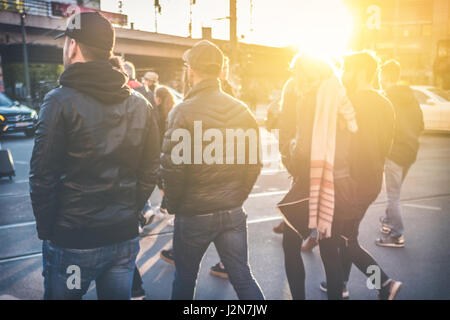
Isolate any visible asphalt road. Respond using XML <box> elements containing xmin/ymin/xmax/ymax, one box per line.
<box><xmin>0</xmin><ymin>129</ymin><xmax>449</xmax><ymax>300</ymax></box>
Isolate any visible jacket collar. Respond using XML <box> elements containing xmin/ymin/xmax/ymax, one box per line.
<box><xmin>184</xmin><ymin>78</ymin><xmax>220</xmax><ymax>100</ymax></box>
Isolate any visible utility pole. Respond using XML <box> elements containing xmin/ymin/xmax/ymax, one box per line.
<box><xmin>20</xmin><ymin>12</ymin><xmax>32</xmax><ymax>106</ymax></box>
<box><xmin>229</xmin><ymin>0</ymin><xmax>237</xmax><ymax>62</ymax></box>
<box><xmin>154</xmin><ymin>0</ymin><xmax>162</xmax><ymax>33</ymax></box>
<box><xmin>189</xmin><ymin>0</ymin><xmax>196</xmax><ymax>38</ymax></box>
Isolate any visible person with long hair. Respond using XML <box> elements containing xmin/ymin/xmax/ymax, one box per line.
<box><xmin>154</xmin><ymin>86</ymin><xmax>176</xmax><ymax>141</ymax></box>
<box><xmin>278</xmin><ymin>53</ymin><xmax>357</xmax><ymax>299</ymax></box>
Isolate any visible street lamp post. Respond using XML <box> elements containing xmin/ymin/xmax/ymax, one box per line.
<box><xmin>229</xmin><ymin>0</ymin><xmax>237</xmax><ymax>63</ymax></box>
<box><xmin>20</xmin><ymin>12</ymin><xmax>32</xmax><ymax>107</ymax></box>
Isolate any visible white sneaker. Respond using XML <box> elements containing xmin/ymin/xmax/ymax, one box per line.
<box><xmin>152</xmin><ymin>206</ymin><xmax>168</xmax><ymax>223</ymax></box>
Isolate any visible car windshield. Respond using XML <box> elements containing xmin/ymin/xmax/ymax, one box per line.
<box><xmin>428</xmin><ymin>88</ymin><xmax>450</xmax><ymax>102</ymax></box>
<box><xmin>0</xmin><ymin>93</ymin><xmax>13</xmax><ymax>107</ymax></box>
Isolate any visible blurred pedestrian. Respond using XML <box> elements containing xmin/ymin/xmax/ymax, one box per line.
<box><xmin>277</xmin><ymin>53</ymin><xmax>357</xmax><ymax>299</ymax></box>
<box><xmin>319</xmin><ymin>51</ymin><xmax>402</xmax><ymax>300</ymax></box>
<box><xmin>376</xmin><ymin>60</ymin><xmax>424</xmax><ymax>248</ymax></box>
<box><xmin>123</xmin><ymin>61</ymin><xmax>157</xmax><ymax>108</ymax></box>
<box><xmin>161</xmin><ymin>40</ymin><xmax>264</xmax><ymax>300</ymax></box>
<box><xmin>142</xmin><ymin>71</ymin><xmax>159</xmax><ymax>107</ymax></box>
<box><xmin>30</xmin><ymin>12</ymin><xmax>160</xmax><ymax>300</ymax></box>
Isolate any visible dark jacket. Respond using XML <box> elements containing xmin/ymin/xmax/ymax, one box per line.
<box><xmin>29</xmin><ymin>61</ymin><xmax>160</xmax><ymax>249</ymax></box>
<box><xmin>278</xmin><ymin>79</ymin><xmax>298</xmax><ymax>176</ymax></box>
<box><xmin>160</xmin><ymin>79</ymin><xmax>262</xmax><ymax>216</ymax></box>
<box><xmin>349</xmin><ymin>89</ymin><xmax>395</xmax><ymax>206</ymax></box>
<box><xmin>385</xmin><ymin>85</ymin><xmax>424</xmax><ymax>168</ymax></box>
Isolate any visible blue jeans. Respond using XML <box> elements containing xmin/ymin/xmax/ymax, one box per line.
<box><xmin>171</xmin><ymin>207</ymin><xmax>264</xmax><ymax>300</ymax></box>
<box><xmin>383</xmin><ymin>159</ymin><xmax>407</xmax><ymax>237</ymax></box>
<box><xmin>42</xmin><ymin>237</ymin><xmax>140</xmax><ymax>300</ymax></box>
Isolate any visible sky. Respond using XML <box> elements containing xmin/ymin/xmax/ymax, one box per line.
<box><xmin>101</xmin><ymin>0</ymin><xmax>354</xmax><ymax>56</ymax></box>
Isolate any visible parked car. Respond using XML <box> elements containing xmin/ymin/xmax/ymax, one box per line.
<box><xmin>411</xmin><ymin>86</ymin><xmax>450</xmax><ymax>132</ymax></box>
<box><xmin>0</xmin><ymin>93</ymin><xmax>38</xmax><ymax>137</ymax></box>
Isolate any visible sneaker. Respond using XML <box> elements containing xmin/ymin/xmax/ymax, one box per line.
<box><xmin>160</xmin><ymin>249</ymin><xmax>175</xmax><ymax>265</ymax></box>
<box><xmin>379</xmin><ymin>217</ymin><xmax>391</xmax><ymax>234</ymax></box>
<box><xmin>376</xmin><ymin>234</ymin><xmax>405</xmax><ymax>248</ymax></box>
<box><xmin>131</xmin><ymin>287</ymin><xmax>146</xmax><ymax>300</ymax></box>
<box><xmin>319</xmin><ymin>281</ymin><xmax>350</xmax><ymax>299</ymax></box>
<box><xmin>210</xmin><ymin>262</ymin><xmax>229</xmax><ymax>279</ymax></box>
<box><xmin>273</xmin><ymin>222</ymin><xmax>285</xmax><ymax>234</ymax></box>
<box><xmin>301</xmin><ymin>237</ymin><xmax>318</xmax><ymax>252</ymax></box>
<box><xmin>378</xmin><ymin>280</ymin><xmax>402</xmax><ymax>300</ymax></box>
<box><xmin>152</xmin><ymin>206</ymin><xmax>168</xmax><ymax>223</ymax></box>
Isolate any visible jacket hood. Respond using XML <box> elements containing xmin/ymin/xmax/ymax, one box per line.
<box><xmin>59</xmin><ymin>61</ymin><xmax>131</xmax><ymax>104</ymax></box>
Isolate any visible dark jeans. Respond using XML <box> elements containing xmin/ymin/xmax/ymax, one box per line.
<box><xmin>42</xmin><ymin>237</ymin><xmax>139</xmax><ymax>300</ymax></box>
<box><xmin>319</xmin><ymin>218</ymin><xmax>389</xmax><ymax>300</ymax></box>
<box><xmin>282</xmin><ymin>224</ymin><xmax>305</xmax><ymax>300</ymax></box>
<box><xmin>171</xmin><ymin>207</ymin><xmax>264</xmax><ymax>300</ymax></box>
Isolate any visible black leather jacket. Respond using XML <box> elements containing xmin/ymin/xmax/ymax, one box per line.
<box><xmin>30</xmin><ymin>69</ymin><xmax>160</xmax><ymax>248</ymax></box>
<box><xmin>160</xmin><ymin>79</ymin><xmax>262</xmax><ymax>216</ymax></box>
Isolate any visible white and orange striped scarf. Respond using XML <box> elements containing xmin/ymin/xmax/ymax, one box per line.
<box><xmin>308</xmin><ymin>75</ymin><xmax>358</xmax><ymax>238</ymax></box>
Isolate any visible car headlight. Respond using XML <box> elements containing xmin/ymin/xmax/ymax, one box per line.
<box><xmin>30</xmin><ymin>111</ymin><xmax>38</xmax><ymax>119</ymax></box>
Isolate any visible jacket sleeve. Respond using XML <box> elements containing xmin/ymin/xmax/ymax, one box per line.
<box><xmin>136</xmin><ymin>106</ymin><xmax>161</xmax><ymax>212</ymax></box>
<box><xmin>160</xmin><ymin>108</ymin><xmax>187</xmax><ymax>214</ymax></box>
<box><xmin>29</xmin><ymin>92</ymin><xmax>66</xmax><ymax>240</ymax></box>
<box><xmin>278</xmin><ymin>79</ymin><xmax>298</xmax><ymax>175</ymax></box>
<box><xmin>243</xmin><ymin>112</ymin><xmax>263</xmax><ymax>197</ymax></box>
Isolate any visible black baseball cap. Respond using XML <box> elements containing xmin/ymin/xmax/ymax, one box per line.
<box><xmin>55</xmin><ymin>12</ymin><xmax>115</xmax><ymax>52</ymax></box>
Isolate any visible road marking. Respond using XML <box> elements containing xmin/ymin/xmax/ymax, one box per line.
<box><xmin>403</xmin><ymin>204</ymin><xmax>441</xmax><ymax>211</ymax></box>
<box><xmin>12</xmin><ymin>179</ymin><xmax>28</xmax><ymax>184</ymax></box>
<box><xmin>0</xmin><ymin>295</ymin><xmax>21</xmax><ymax>300</ymax></box>
<box><xmin>261</xmin><ymin>169</ymin><xmax>286</xmax><ymax>175</ymax></box>
<box><xmin>140</xmin><ymin>240</ymin><xmax>173</xmax><ymax>276</ymax></box>
<box><xmin>0</xmin><ymin>193</ymin><xmax>28</xmax><ymax>198</ymax></box>
<box><xmin>0</xmin><ymin>221</ymin><xmax>36</xmax><ymax>230</ymax></box>
<box><xmin>0</xmin><ymin>253</ymin><xmax>42</xmax><ymax>264</ymax></box>
<box><xmin>14</xmin><ymin>161</ymin><xmax>28</xmax><ymax>165</ymax></box>
<box><xmin>248</xmin><ymin>216</ymin><xmax>282</xmax><ymax>224</ymax></box>
<box><xmin>249</xmin><ymin>190</ymin><xmax>287</xmax><ymax>198</ymax></box>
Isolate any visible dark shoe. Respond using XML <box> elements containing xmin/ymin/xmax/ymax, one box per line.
<box><xmin>131</xmin><ymin>287</ymin><xmax>146</xmax><ymax>300</ymax></box>
<box><xmin>160</xmin><ymin>249</ymin><xmax>175</xmax><ymax>265</ymax></box>
<box><xmin>273</xmin><ymin>222</ymin><xmax>285</xmax><ymax>234</ymax></box>
<box><xmin>140</xmin><ymin>209</ymin><xmax>156</xmax><ymax>227</ymax></box>
<box><xmin>319</xmin><ymin>281</ymin><xmax>349</xmax><ymax>299</ymax></box>
<box><xmin>378</xmin><ymin>280</ymin><xmax>402</xmax><ymax>300</ymax></box>
<box><xmin>376</xmin><ymin>234</ymin><xmax>405</xmax><ymax>248</ymax></box>
<box><xmin>210</xmin><ymin>262</ymin><xmax>229</xmax><ymax>279</ymax></box>
<box><xmin>379</xmin><ymin>217</ymin><xmax>391</xmax><ymax>234</ymax></box>
<box><xmin>301</xmin><ymin>237</ymin><xmax>318</xmax><ymax>252</ymax></box>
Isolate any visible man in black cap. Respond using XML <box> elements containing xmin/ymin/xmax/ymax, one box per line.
<box><xmin>161</xmin><ymin>40</ymin><xmax>265</xmax><ymax>300</ymax></box>
<box><xmin>30</xmin><ymin>12</ymin><xmax>160</xmax><ymax>300</ymax></box>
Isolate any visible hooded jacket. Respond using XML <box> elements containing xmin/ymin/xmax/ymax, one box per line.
<box><xmin>160</xmin><ymin>79</ymin><xmax>262</xmax><ymax>216</ymax></box>
<box><xmin>30</xmin><ymin>61</ymin><xmax>161</xmax><ymax>249</ymax></box>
